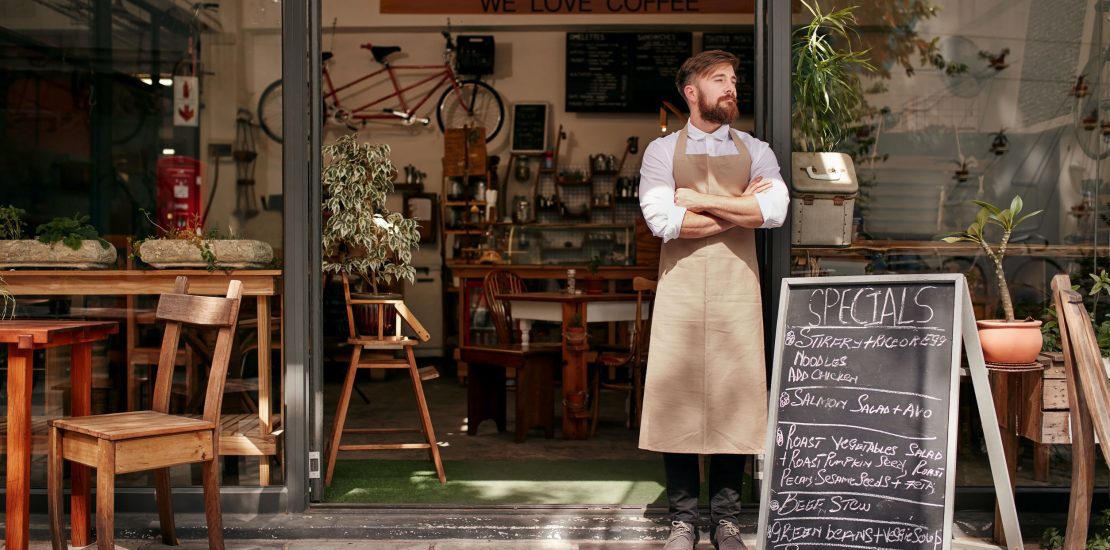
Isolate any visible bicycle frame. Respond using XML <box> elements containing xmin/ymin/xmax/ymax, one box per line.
<box><xmin>323</xmin><ymin>61</ymin><xmax>471</xmax><ymax>121</ymax></box>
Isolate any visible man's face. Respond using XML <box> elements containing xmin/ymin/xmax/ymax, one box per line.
<box><xmin>691</xmin><ymin>64</ymin><xmax>738</xmax><ymax>125</ymax></box>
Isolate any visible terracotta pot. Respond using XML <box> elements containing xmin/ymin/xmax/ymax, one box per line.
<box><xmin>351</xmin><ymin>293</ymin><xmax>401</xmax><ymax>336</ymax></box>
<box><xmin>564</xmin><ymin>327</ymin><xmax>589</xmax><ymax>351</ymax></box>
<box><xmin>976</xmin><ymin>319</ymin><xmax>1043</xmax><ymax>364</ymax></box>
<box><xmin>584</xmin><ymin>277</ymin><xmax>604</xmax><ymax>294</ymax></box>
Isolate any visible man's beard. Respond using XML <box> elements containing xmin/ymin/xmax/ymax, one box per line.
<box><xmin>698</xmin><ymin>93</ymin><xmax>738</xmax><ymax>125</ymax></box>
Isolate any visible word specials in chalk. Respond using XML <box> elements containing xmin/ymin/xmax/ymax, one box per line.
<box><xmin>806</xmin><ymin>285</ymin><xmax>939</xmax><ymax>328</ymax></box>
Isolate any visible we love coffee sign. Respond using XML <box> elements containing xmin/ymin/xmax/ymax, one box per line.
<box><xmin>380</xmin><ymin>0</ymin><xmax>752</xmax><ymax>14</ymax></box>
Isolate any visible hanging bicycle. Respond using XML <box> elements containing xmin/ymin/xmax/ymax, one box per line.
<box><xmin>256</xmin><ymin>29</ymin><xmax>504</xmax><ymax>144</ymax></box>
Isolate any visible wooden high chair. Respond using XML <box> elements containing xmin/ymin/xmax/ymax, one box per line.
<box><xmin>324</xmin><ymin>272</ymin><xmax>445</xmax><ymax>486</ymax></box>
<box><xmin>48</xmin><ymin>276</ymin><xmax>243</xmax><ymax>550</ymax></box>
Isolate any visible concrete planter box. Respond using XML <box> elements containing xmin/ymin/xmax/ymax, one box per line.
<box><xmin>138</xmin><ymin>239</ymin><xmax>273</xmax><ymax>269</ymax></box>
<box><xmin>0</xmin><ymin>239</ymin><xmax>117</xmax><ymax>268</ymax></box>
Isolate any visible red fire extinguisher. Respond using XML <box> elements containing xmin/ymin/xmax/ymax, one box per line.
<box><xmin>156</xmin><ymin>155</ymin><xmax>202</xmax><ymax>231</ymax></box>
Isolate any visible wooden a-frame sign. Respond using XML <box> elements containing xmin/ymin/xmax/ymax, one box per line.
<box><xmin>757</xmin><ymin>274</ymin><xmax>1021</xmax><ymax>550</ymax></box>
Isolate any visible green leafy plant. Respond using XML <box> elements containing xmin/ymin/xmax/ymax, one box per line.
<box><xmin>0</xmin><ymin>205</ymin><xmax>26</xmax><ymax>239</ymax></box>
<box><xmin>322</xmin><ymin>134</ymin><xmax>420</xmax><ymax>294</ymax></box>
<box><xmin>1042</xmin><ymin>508</ymin><xmax>1110</xmax><ymax>549</ymax></box>
<box><xmin>35</xmin><ymin>214</ymin><xmax>109</xmax><ymax>251</ymax></box>
<box><xmin>939</xmin><ymin>196</ymin><xmax>1042</xmax><ymax>322</ymax></box>
<box><xmin>792</xmin><ymin>0</ymin><xmax>877</xmax><ymax>152</ymax></box>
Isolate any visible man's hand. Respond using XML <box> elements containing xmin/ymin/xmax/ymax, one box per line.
<box><xmin>742</xmin><ymin>176</ymin><xmax>771</xmax><ymax>196</ymax></box>
<box><xmin>674</xmin><ymin>188</ymin><xmax>709</xmax><ymax>212</ymax></box>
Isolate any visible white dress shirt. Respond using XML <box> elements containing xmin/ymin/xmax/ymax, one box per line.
<box><xmin>638</xmin><ymin>122</ymin><xmax>790</xmax><ymax>242</ymax></box>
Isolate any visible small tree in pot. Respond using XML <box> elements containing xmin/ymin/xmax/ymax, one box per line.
<box><xmin>941</xmin><ymin>195</ymin><xmax>1044</xmax><ymax>364</ymax></box>
<box><xmin>322</xmin><ymin>134</ymin><xmax>421</xmax><ymax>296</ymax></box>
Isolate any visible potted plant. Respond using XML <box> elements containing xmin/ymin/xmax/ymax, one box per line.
<box><xmin>791</xmin><ymin>1</ymin><xmax>875</xmax><ymax>154</ymax></box>
<box><xmin>135</xmin><ymin>210</ymin><xmax>273</xmax><ymax>270</ymax></box>
<box><xmin>583</xmin><ymin>255</ymin><xmax>605</xmax><ymax>294</ymax></box>
<box><xmin>941</xmin><ymin>195</ymin><xmax>1044</xmax><ymax>364</ymax></box>
<box><xmin>0</xmin><ymin>209</ymin><xmax>117</xmax><ymax>268</ymax></box>
<box><xmin>989</xmin><ymin>129</ymin><xmax>1009</xmax><ymax>156</ymax></box>
<box><xmin>322</xmin><ymin>133</ymin><xmax>420</xmax><ymax>296</ymax></box>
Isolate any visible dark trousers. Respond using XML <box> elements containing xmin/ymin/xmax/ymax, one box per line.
<box><xmin>663</xmin><ymin>453</ymin><xmax>746</xmax><ymax>525</ymax></box>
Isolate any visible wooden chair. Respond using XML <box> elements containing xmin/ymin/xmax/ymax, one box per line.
<box><xmin>589</xmin><ymin>276</ymin><xmax>655</xmax><ymax>436</ymax></box>
<box><xmin>48</xmin><ymin>276</ymin><xmax>243</xmax><ymax>550</ymax></box>
<box><xmin>324</xmin><ymin>272</ymin><xmax>445</xmax><ymax>486</ymax></box>
<box><xmin>460</xmin><ymin>270</ymin><xmax>562</xmax><ymax>442</ymax></box>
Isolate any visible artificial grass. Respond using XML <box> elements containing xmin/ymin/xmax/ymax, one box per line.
<box><xmin>324</xmin><ymin>459</ymin><xmax>668</xmax><ymax>505</ymax></box>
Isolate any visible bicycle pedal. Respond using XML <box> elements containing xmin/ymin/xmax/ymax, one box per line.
<box><xmin>415</xmin><ymin>117</ymin><xmax>430</xmax><ymax>126</ymax></box>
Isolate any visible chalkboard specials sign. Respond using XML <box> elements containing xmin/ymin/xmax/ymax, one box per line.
<box><xmin>758</xmin><ymin>275</ymin><xmax>963</xmax><ymax>550</ymax></box>
<box><xmin>510</xmin><ymin>102</ymin><xmax>549</xmax><ymax>152</ymax></box>
<box><xmin>565</xmin><ymin>32</ymin><xmax>691</xmax><ymax>113</ymax></box>
<box><xmin>702</xmin><ymin>32</ymin><xmax>755</xmax><ymax>115</ymax></box>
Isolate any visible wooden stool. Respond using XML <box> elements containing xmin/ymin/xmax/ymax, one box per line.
<box><xmin>461</xmin><ymin>344</ymin><xmax>560</xmax><ymax>443</ymax></box>
<box><xmin>323</xmin><ymin>273</ymin><xmax>445</xmax><ymax>486</ymax></box>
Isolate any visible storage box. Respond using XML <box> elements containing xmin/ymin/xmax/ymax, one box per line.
<box><xmin>790</xmin><ymin>152</ymin><xmax>858</xmax><ymax>247</ymax></box>
<box><xmin>443</xmin><ymin>127</ymin><xmax>487</xmax><ymax>176</ymax></box>
<box><xmin>456</xmin><ymin>35</ymin><xmax>495</xmax><ymax>76</ymax></box>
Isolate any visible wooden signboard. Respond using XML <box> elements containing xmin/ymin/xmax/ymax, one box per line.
<box><xmin>758</xmin><ymin>274</ymin><xmax>1022</xmax><ymax>550</ymax></box>
<box><xmin>565</xmin><ymin>32</ymin><xmax>691</xmax><ymax>113</ymax></box>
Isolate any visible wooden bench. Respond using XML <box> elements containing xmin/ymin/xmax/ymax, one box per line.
<box><xmin>461</xmin><ymin>344</ymin><xmax>561</xmax><ymax>443</ymax></box>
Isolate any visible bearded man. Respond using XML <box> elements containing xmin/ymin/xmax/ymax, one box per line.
<box><xmin>637</xmin><ymin>50</ymin><xmax>789</xmax><ymax>550</ymax></box>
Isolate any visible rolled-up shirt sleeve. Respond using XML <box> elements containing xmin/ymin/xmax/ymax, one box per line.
<box><xmin>747</xmin><ymin>136</ymin><xmax>790</xmax><ymax>229</ymax></box>
<box><xmin>639</xmin><ymin>138</ymin><xmax>686</xmax><ymax>242</ymax></box>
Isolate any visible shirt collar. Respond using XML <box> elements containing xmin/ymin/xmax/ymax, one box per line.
<box><xmin>686</xmin><ymin>121</ymin><xmax>732</xmax><ymax>142</ymax></box>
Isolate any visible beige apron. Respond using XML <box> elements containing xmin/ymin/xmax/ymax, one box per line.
<box><xmin>638</xmin><ymin>127</ymin><xmax>768</xmax><ymax>455</ymax></box>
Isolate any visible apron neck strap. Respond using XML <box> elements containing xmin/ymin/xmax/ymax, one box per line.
<box><xmin>674</xmin><ymin>126</ymin><xmax>689</xmax><ymax>158</ymax></box>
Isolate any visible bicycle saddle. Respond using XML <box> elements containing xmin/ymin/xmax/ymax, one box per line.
<box><xmin>370</xmin><ymin>46</ymin><xmax>402</xmax><ymax>64</ymax></box>
<box><xmin>322</xmin><ymin>51</ymin><xmax>333</xmax><ymax>62</ymax></box>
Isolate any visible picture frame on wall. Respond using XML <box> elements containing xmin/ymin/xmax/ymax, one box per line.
<box><xmin>510</xmin><ymin>102</ymin><xmax>550</xmax><ymax>153</ymax></box>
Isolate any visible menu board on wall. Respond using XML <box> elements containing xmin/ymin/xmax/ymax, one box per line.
<box><xmin>510</xmin><ymin>103</ymin><xmax>549</xmax><ymax>152</ymax></box>
<box><xmin>702</xmin><ymin>31</ymin><xmax>756</xmax><ymax>115</ymax></box>
<box><xmin>565</xmin><ymin>32</ymin><xmax>692</xmax><ymax>113</ymax></box>
<box><xmin>758</xmin><ymin>276</ymin><xmax>961</xmax><ymax>550</ymax></box>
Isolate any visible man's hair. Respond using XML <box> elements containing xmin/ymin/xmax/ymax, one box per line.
<box><xmin>674</xmin><ymin>50</ymin><xmax>739</xmax><ymax>96</ymax></box>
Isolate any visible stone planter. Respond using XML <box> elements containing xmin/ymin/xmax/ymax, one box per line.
<box><xmin>0</xmin><ymin>239</ymin><xmax>117</xmax><ymax>268</ymax></box>
<box><xmin>138</xmin><ymin>239</ymin><xmax>273</xmax><ymax>269</ymax></box>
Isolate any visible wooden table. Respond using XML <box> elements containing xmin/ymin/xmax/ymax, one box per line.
<box><xmin>1</xmin><ymin>320</ymin><xmax>118</xmax><ymax>550</ymax></box>
<box><xmin>497</xmin><ymin>292</ymin><xmax>646</xmax><ymax>440</ymax></box>
<box><xmin>1</xmin><ymin>270</ymin><xmax>282</xmax><ymax>486</ymax></box>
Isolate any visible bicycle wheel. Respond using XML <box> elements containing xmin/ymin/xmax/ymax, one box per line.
<box><xmin>257</xmin><ymin>79</ymin><xmax>284</xmax><ymax>143</ymax></box>
<box><xmin>436</xmin><ymin>80</ymin><xmax>504</xmax><ymax>142</ymax></box>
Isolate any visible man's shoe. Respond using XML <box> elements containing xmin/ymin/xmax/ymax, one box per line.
<box><xmin>663</xmin><ymin>520</ymin><xmax>699</xmax><ymax>550</ymax></box>
<box><xmin>713</xmin><ymin>519</ymin><xmax>746</xmax><ymax>550</ymax></box>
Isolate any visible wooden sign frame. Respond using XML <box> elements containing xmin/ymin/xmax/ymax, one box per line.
<box><xmin>757</xmin><ymin>274</ymin><xmax>1022</xmax><ymax>550</ymax></box>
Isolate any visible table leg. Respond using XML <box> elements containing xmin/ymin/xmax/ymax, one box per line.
<box><xmin>69</xmin><ymin>342</ymin><xmax>92</xmax><ymax>547</ymax></box>
<box><xmin>561</xmin><ymin>303</ymin><xmax>589</xmax><ymax>439</ymax></box>
<box><xmin>6</xmin><ymin>343</ymin><xmax>33</xmax><ymax>550</ymax></box>
<box><xmin>990</xmin><ymin>370</ymin><xmax>1019</xmax><ymax>545</ymax></box>
<box><xmin>257</xmin><ymin>296</ymin><xmax>272</xmax><ymax>487</ymax></box>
